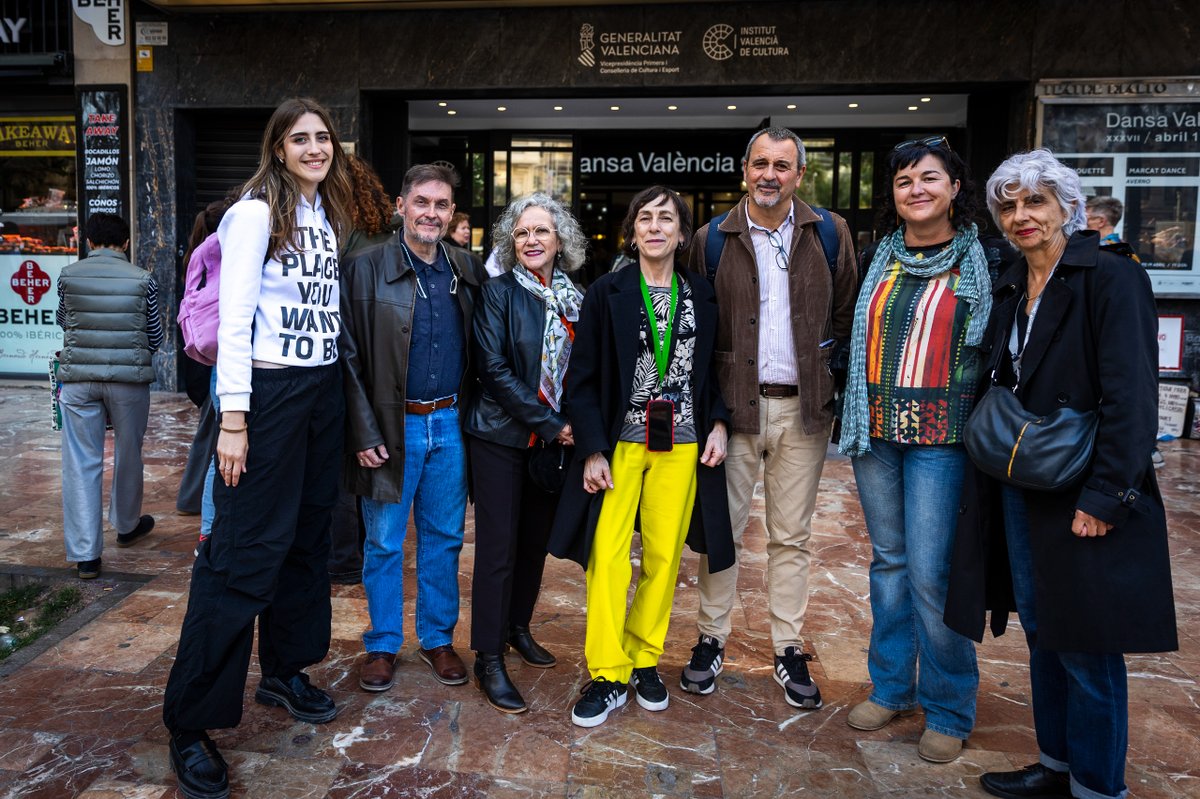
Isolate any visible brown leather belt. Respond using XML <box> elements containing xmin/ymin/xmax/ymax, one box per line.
<box><xmin>759</xmin><ymin>384</ymin><xmax>798</xmax><ymax>398</ymax></box>
<box><xmin>405</xmin><ymin>396</ymin><xmax>457</xmax><ymax>415</ymax></box>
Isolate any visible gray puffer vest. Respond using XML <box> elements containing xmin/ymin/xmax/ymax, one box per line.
<box><xmin>58</xmin><ymin>250</ymin><xmax>154</xmax><ymax>384</ymax></box>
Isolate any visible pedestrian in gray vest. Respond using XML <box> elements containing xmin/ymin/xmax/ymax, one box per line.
<box><xmin>56</xmin><ymin>212</ymin><xmax>162</xmax><ymax>579</ymax></box>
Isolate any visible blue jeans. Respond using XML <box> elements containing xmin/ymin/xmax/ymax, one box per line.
<box><xmin>199</xmin><ymin>371</ymin><xmax>219</xmax><ymax>540</ymax></box>
<box><xmin>852</xmin><ymin>440</ymin><xmax>978</xmax><ymax>739</ymax></box>
<box><xmin>1001</xmin><ymin>487</ymin><xmax>1128</xmax><ymax>799</ymax></box>
<box><xmin>360</xmin><ymin>406</ymin><xmax>467</xmax><ymax>653</ymax></box>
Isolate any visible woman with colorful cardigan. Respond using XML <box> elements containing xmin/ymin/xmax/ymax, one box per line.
<box><xmin>838</xmin><ymin>136</ymin><xmax>996</xmax><ymax>764</ymax></box>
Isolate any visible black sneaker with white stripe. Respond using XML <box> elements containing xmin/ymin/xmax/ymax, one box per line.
<box><xmin>630</xmin><ymin>667</ymin><xmax>669</xmax><ymax>711</ymax></box>
<box><xmin>680</xmin><ymin>634</ymin><xmax>724</xmax><ymax>695</ymax></box>
<box><xmin>774</xmin><ymin>646</ymin><xmax>822</xmax><ymax>709</ymax></box>
<box><xmin>571</xmin><ymin>677</ymin><xmax>627</xmax><ymax>728</ymax></box>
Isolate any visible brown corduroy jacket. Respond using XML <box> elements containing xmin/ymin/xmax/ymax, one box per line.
<box><xmin>685</xmin><ymin>195</ymin><xmax>858</xmax><ymax>436</ymax></box>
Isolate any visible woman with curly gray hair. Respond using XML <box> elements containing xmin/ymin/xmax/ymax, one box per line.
<box><xmin>462</xmin><ymin>192</ymin><xmax>586</xmax><ymax>714</ymax></box>
<box><xmin>945</xmin><ymin>149</ymin><xmax>1177</xmax><ymax>799</ymax></box>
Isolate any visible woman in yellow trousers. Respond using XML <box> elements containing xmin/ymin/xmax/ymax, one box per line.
<box><xmin>548</xmin><ymin>185</ymin><xmax>735</xmax><ymax>728</ymax></box>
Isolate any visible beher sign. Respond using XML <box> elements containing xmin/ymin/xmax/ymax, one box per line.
<box><xmin>73</xmin><ymin>0</ymin><xmax>124</xmax><ymax>46</ymax></box>
<box><xmin>1038</xmin><ymin>77</ymin><xmax>1200</xmax><ymax>296</ymax></box>
<box><xmin>0</xmin><ymin>117</ymin><xmax>75</xmax><ymax>156</ymax></box>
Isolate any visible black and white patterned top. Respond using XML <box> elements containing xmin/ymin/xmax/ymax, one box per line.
<box><xmin>620</xmin><ymin>279</ymin><xmax>697</xmax><ymax>444</ymax></box>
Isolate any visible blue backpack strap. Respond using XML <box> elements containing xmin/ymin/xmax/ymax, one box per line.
<box><xmin>703</xmin><ymin>210</ymin><xmax>731</xmax><ymax>283</ymax></box>
<box><xmin>810</xmin><ymin>207</ymin><xmax>840</xmax><ymax>274</ymax></box>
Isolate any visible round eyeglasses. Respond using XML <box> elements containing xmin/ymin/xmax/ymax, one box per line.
<box><xmin>512</xmin><ymin>225</ymin><xmax>556</xmax><ymax>244</ymax></box>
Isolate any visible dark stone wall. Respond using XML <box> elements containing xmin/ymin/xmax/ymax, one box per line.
<box><xmin>132</xmin><ymin>0</ymin><xmax>1200</xmax><ymax>390</ymax></box>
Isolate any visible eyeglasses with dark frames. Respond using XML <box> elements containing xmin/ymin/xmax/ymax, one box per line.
<box><xmin>766</xmin><ymin>229</ymin><xmax>788</xmax><ymax>271</ymax></box>
<box><xmin>893</xmin><ymin>135</ymin><xmax>952</xmax><ymax>153</ymax></box>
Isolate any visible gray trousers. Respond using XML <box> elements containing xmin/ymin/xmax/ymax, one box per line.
<box><xmin>60</xmin><ymin>381</ymin><xmax>150</xmax><ymax>561</ymax></box>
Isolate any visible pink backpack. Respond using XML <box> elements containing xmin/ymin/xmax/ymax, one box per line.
<box><xmin>177</xmin><ymin>232</ymin><xmax>222</xmax><ymax>366</ymax></box>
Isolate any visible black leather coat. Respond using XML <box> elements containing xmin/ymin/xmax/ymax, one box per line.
<box><xmin>462</xmin><ymin>270</ymin><xmax>571</xmax><ymax>448</ymax></box>
<box><xmin>338</xmin><ymin>234</ymin><xmax>486</xmax><ymax>503</ymax></box>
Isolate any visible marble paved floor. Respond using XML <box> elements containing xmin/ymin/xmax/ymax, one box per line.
<box><xmin>0</xmin><ymin>386</ymin><xmax>1196</xmax><ymax>798</ymax></box>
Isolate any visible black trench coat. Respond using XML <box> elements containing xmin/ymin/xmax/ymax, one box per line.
<box><xmin>944</xmin><ymin>230</ymin><xmax>1177</xmax><ymax>654</ymax></box>
<box><xmin>547</xmin><ymin>264</ymin><xmax>735</xmax><ymax>573</ymax></box>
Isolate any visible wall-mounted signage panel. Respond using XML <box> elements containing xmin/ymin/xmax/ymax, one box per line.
<box><xmin>1037</xmin><ymin>78</ymin><xmax>1200</xmax><ymax>297</ymax></box>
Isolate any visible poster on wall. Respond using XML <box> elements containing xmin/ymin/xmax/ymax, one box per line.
<box><xmin>75</xmin><ymin>85</ymin><xmax>130</xmax><ymax>256</ymax></box>
<box><xmin>1037</xmin><ymin>78</ymin><xmax>1200</xmax><ymax>297</ymax></box>
<box><xmin>0</xmin><ymin>254</ymin><xmax>69</xmax><ymax>378</ymax></box>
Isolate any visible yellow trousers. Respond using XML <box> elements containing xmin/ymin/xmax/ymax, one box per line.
<box><xmin>585</xmin><ymin>441</ymin><xmax>698</xmax><ymax>683</ymax></box>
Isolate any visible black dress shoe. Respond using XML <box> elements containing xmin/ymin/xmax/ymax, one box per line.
<box><xmin>254</xmin><ymin>673</ymin><xmax>338</xmax><ymax>723</ymax></box>
<box><xmin>981</xmin><ymin>763</ymin><xmax>1072</xmax><ymax>798</ymax></box>
<box><xmin>169</xmin><ymin>732</ymin><xmax>229</xmax><ymax>799</ymax></box>
<box><xmin>474</xmin><ymin>652</ymin><xmax>527</xmax><ymax>714</ymax></box>
<box><xmin>116</xmin><ymin>515</ymin><xmax>155</xmax><ymax>547</ymax></box>
<box><xmin>507</xmin><ymin>625</ymin><xmax>556</xmax><ymax>668</ymax></box>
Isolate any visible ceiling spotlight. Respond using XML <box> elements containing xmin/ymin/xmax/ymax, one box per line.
<box><xmin>553</xmin><ymin>105</ymin><xmax>563</xmax><ymax>111</ymax></box>
<box><xmin>667</xmin><ymin>105</ymin><xmax>678</xmax><ymax>111</ymax></box>
<box><xmin>727</xmin><ymin>105</ymin><xmax>737</xmax><ymax>110</ymax></box>
<box><xmin>437</xmin><ymin>102</ymin><xmax>447</xmax><ymax>107</ymax></box>
<box><xmin>848</xmin><ymin>102</ymin><xmax>859</xmax><ymax>108</ymax></box>
<box><xmin>920</xmin><ymin>97</ymin><xmax>932</xmax><ymax>102</ymax></box>
<box><xmin>610</xmin><ymin>105</ymin><xmax>620</xmax><ymax>111</ymax></box>
<box><xmin>447</xmin><ymin>110</ymin><xmax>457</xmax><ymax>115</ymax></box>
<box><xmin>497</xmin><ymin>106</ymin><xmax>507</xmax><ymax>112</ymax></box>
<box><xmin>908</xmin><ymin>106</ymin><xmax>919</xmax><ymax>111</ymax></box>
<box><xmin>786</xmin><ymin>104</ymin><xmax>797</xmax><ymax>110</ymax></box>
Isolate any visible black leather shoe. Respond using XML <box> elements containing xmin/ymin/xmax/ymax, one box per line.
<box><xmin>507</xmin><ymin>625</ymin><xmax>556</xmax><ymax>668</ymax></box>
<box><xmin>254</xmin><ymin>673</ymin><xmax>338</xmax><ymax>723</ymax></box>
<box><xmin>981</xmin><ymin>763</ymin><xmax>1072</xmax><ymax>798</ymax></box>
<box><xmin>474</xmin><ymin>652</ymin><xmax>527</xmax><ymax>714</ymax></box>
<box><xmin>116</xmin><ymin>515</ymin><xmax>155</xmax><ymax>547</ymax></box>
<box><xmin>169</xmin><ymin>732</ymin><xmax>229</xmax><ymax>799</ymax></box>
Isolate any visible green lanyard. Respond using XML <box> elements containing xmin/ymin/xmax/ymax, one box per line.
<box><xmin>638</xmin><ymin>271</ymin><xmax>677</xmax><ymax>388</ymax></box>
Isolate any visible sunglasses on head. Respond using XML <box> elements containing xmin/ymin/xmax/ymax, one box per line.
<box><xmin>893</xmin><ymin>135</ymin><xmax>951</xmax><ymax>153</ymax></box>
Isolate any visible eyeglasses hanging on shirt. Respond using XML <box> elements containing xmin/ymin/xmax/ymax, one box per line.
<box><xmin>766</xmin><ymin>229</ymin><xmax>788</xmax><ymax>271</ymax></box>
<box><xmin>401</xmin><ymin>242</ymin><xmax>459</xmax><ymax>299</ymax></box>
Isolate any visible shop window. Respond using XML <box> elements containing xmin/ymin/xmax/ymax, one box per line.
<box><xmin>798</xmin><ymin>150</ymin><xmax>834</xmax><ymax>209</ymax></box>
<box><xmin>858</xmin><ymin>151</ymin><xmax>875</xmax><ymax>210</ymax></box>
<box><xmin>0</xmin><ymin>115</ymin><xmax>77</xmax><ymax>378</ymax></box>
<box><xmin>493</xmin><ymin>136</ymin><xmax>573</xmax><ymax>206</ymax></box>
<box><xmin>471</xmin><ymin>152</ymin><xmax>486</xmax><ymax>208</ymax></box>
<box><xmin>837</xmin><ymin>152</ymin><xmax>853</xmax><ymax>210</ymax></box>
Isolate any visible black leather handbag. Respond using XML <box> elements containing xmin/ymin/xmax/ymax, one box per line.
<box><xmin>528</xmin><ymin>440</ymin><xmax>571</xmax><ymax>494</ymax></box>
<box><xmin>963</xmin><ymin>385</ymin><xmax>1098</xmax><ymax>492</ymax></box>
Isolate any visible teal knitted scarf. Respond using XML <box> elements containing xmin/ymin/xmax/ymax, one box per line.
<box><xmin>838</xmin><ymin>223</ymin><xmax>992</xmax><ymax>457</ymax></box>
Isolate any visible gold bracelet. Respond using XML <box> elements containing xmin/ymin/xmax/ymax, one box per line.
<box><xmin>220</xmin><ymin>425</ymin><xmax>248</xmax><ymax>434</ymax></box>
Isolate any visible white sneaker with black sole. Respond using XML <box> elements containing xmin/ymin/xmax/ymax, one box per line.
<box><xmin>630</xmin><ymin>667</ymin><xmax>669</xmax><ymax>711</ymax></box>
<box><xmin>571</xmin><ymin>677</ymin><xmax>627</xmax><ymax>728</ymax></box>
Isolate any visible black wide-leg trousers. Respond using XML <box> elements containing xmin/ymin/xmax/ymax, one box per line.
<box><xmin>163</xmin><ymin>363</ymin><xmax>344</xmax><ymax>733</ymax></box>
<box><xmin>468</xmin><ymin>435</ymin><xmax>559</xmax><ymax>655</ymax></box>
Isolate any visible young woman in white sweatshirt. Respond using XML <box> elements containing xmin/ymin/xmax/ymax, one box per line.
<box><xmin>163</xmin><ymin>96</ymin><xmax>353</xmax><ymax>799</ymax></box>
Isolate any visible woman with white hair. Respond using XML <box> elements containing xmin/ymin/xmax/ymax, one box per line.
<box><xmin>945</xmin><ymin>149</ymin><xmax>1177</xmax><ymax>799</ymax></box>
<box><xmin>463</xmin><ymin>192</ymin><xmax>586</xmax><ymax>713</ymax></box>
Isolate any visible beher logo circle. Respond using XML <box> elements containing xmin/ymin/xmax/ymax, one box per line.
<box><xmin>703</xmin><ymin>24</ymin><xmax>735</xmax><ymax>61</ymax></box>
<box><xmin>11</xmin><ymin>260</ymin><xmax>52</xmax><ymax>306</ymax></box>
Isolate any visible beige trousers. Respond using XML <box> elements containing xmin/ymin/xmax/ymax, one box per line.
<box><xmin>696</xmin><ymin>395</ymin><xmax>829</xmax><ymax>653</ymax></box>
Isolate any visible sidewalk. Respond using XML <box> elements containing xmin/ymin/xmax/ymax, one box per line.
<box><xmin>0</xmin><ymin>386</ymin><xmax>1196</xmax><ymax>798</ymax></box>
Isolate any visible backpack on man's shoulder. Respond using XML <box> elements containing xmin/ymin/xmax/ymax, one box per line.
<box><xmin>702</xmin><ymin>206</ymin><xmax>841</xmax><ymax>282</ymax></box>
<box><xmin>177</xmin><ymin>232</ymin><xmax>222</xmax><ymax>366</ymax></box>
